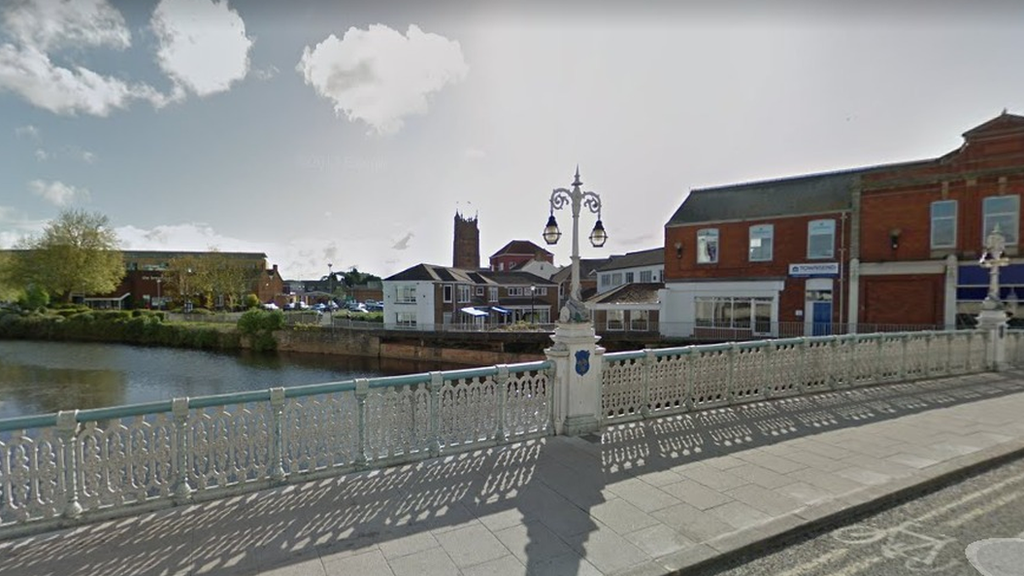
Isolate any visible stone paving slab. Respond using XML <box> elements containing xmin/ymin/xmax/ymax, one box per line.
<box><xmin>3</xmin><ymin>371</ymin><xmax>1024</xmax><ymax>576</ymax></box>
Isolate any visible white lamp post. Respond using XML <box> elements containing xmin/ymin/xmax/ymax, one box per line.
<box><xmin>542</xmin><ymin>166</ymin><xmax>607</xmax><ymax>436</ymax></box>
<box><xmin>978</xmin><ymin>224</ymin><xmax>1010</xmax><ymax>370</ymax></box>
<box><xmin>543</xmin><ymin>166</ymin><xmax>607</xmax><ymax>323</ymax></box>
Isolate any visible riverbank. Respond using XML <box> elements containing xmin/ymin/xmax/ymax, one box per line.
<box><xmin>0</xmin><ymin>308</ymin><xmax>546</xmax><ymax>366</ymax></box>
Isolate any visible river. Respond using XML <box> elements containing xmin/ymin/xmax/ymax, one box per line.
<box><xmin>0</xmin><ymin>341</ymin><xmax>457</xmax><ymax>419</ymax></box>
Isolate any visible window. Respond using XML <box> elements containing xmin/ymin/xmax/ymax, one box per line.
<box><xmin>807</xmin><ymin>219</ymin><xmax>836</xmax><ymax>259</ymax></box>
<box><xmin>697</xmin><ymin>229</ymin><xmax>719</xmax><ymax>263</ymax></box>
<box><xmin>600</xmin><ymin>274</ymin><xmax>611</xmax><ymax>288</ymax></box>
<box><xmin>749</xmin><ymin>224</ymin><xmax>773</xmax><ymax>262</ymax></box>
<box><xmin>535</xmin><ymin>287</ymin><xmax>547</xmax><ymax>296</ymax></box>
<box><xmin>983</xmin><ymin>195</ymin><xmax>1019</xmax><ymax>245</ymax></box>
<box><xmin>458</xmin><ymin>285</ymin><xmax>471</xmax><ymax>302</ymax></box>
<box><xmin>507</xmin><ymin>287</ymin><xmax>523</xmax><ymax>296</ymax></box>
<box><xmin>606</xmin><ymin>309</ymin><xmax>624</xmax><ymax>330</ymax></box>
<box><xmin>611</xmin><ymin>272</ymin><xmax>623</xmax><ymax>285</ymax></box>
<box><xmin>639</xmin><ymin>270</ymin><xmax>653</xmax><ymax>282</ymax></box>
<box><xmin>476</xmin><ymin>286</ymin><xmax>484</xmax><ymax>296</ymax></box>
<box><xmin>695</xmin><ymin>296</ymin><xmax>774</xmax><ymax>330</ymax></box>
<box><xmin>489</xmin><ymin>287</ymin><xmax>498</xmax><ymax>302</ymax></box>
<box><xmin>930</xmin><ymin>200</ymin><xmax>957</xmax><ymax>249</ymax></box>
<box><xmin>442</xmin><ymin>285</ymin><xmax>452</xmax><ymax>303</ymax></box>
<box><xmin>396</xmin><ymin>285</ymin><xmax>417</xmax><ymax>304</ymax></box>
<box><xmin>625</xmin><ymin>272</ymin><xmax>634</xmax><ymax>283</ymax></box>
<box><xmin>630</xmin><ymin>310</ymin><xmax>649</xmax><ymax>331</ymax></box>
<box><xmin>396</xmin><ymin>312</ymin><xmax>417</xmax><ymax>327</ymax></box>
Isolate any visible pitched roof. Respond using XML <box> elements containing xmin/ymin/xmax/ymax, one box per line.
<box><xmin>666</xmin><ymin>168</ymin><xmax>870</xmax><ymax>226</ymax></box>
<box><xmin>597</xmin><ymin>247</ymin><xmax>664</xmax><ymax>272</ymax></box>
<box><xmin>587</xmin><ymin>282</ymin><xmax>663</xmax><ymax>305</ymax></box>
<box><xmin>550</xmin><ymin>258</ymin><xmax>610</xmax><ymax>283</ymax></box>
<box><xmin>490</xmin><ymin>240</ymin><xmax>552</xmax><ymax>258</ymax></box>
<box><xmin>384</xmin><ymin>263</ymin><xmax>554</xmax><ymax>286</ymax></box>
<box><xmin>962</xmin><ymin>111</ymin><xmax>1024</xmax><ymax>139</ymax></box>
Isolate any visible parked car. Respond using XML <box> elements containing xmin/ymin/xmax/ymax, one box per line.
<box><xmin>262</xmin><ymin>302</ymin><xmax>280</xmax><ymax>310</ymax></box>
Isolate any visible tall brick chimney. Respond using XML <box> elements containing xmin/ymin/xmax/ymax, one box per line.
<box><xmin>453</xmin><ymin>211</ymin><xmax>480</xmax><ymax>270</ymax></box>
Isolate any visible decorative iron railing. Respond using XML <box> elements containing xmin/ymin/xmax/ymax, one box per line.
<box><xmin>601</xmin><ymin>330</ymin><xmax>990</xmax><ymax>422</ymax></box>
<box><xmin>0</xmin><ymin>361</ymin><xmax>553</xmax><ymax>538</ymax></box>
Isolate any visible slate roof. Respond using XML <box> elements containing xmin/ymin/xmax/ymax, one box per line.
<box><xmin>587</xmin><ymin>283</ymin><xmax>663</xmax><ymax>305</ymax></box>
<box><xmin>550</xmin><ymin>258</ymin><xmax>609</xmax><ymax>284</ymax></box>
<box><xmin>596</xmin><ymin>247</ymin><xmax>664</xmax><ymax>272</ymax></box>
<box><xmin>384</xmin><ymin>263</ymin><xmax>554</xmax><ymax>286</ymax></box>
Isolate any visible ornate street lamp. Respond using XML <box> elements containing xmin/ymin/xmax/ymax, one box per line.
<box><xmin>979</xmin><ymin>224</ymin><xmax>1011</xmax><ymax>311</ymax></box>
<box><xmin>543</xmin><ymin>166</ymin><xmax>607</xmax><ymax>323</ymax></box>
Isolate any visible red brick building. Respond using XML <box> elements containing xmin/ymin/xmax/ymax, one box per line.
<box><xmin>662</xmin><ymin>111</ymin><xmax>1024</xmax><ymax>337</ymax></box>
<box><xmin>489</xmin><ymin>240</ymin><xmax>554</xmax><ymax>272</ymax></box>
<box><xmin>663</xmin><ymin>170</ymin><xmax>858</xmax><ymax>338</ymax></box>
<box><xmin>854</xmin><ymin>112</ymin><xmax>1024</xmax><ymax>328</ymax></box>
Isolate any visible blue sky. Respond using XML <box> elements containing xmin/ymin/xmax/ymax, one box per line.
<box><xmin>2</xmin><ymin>1</ymin><xmax>1024</xmax><ymax>280</ymax></box>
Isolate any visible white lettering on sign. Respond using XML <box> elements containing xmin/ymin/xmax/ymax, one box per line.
<box><xmin>789</xmin><ymin>263</ymin><xmax>839</xmax><ymax>276</ymax></box>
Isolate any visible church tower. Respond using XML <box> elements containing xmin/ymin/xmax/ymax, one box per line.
<box><xmin>453</xmin><ymin>211</ymin><xmax>480</xmax><ymax>269</ymax></box>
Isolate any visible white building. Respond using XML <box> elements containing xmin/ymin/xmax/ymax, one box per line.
<box><xmin>596</xmin><ymin>247</ymin><xmax>665</xmax><ymax>294</ymax></box>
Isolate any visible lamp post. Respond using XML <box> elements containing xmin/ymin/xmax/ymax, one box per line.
<box><xmin>530</xmin><ymin>284</ymin><xmax>536</xmax><ymax>324</ymax></box>
<box><xmin>184</xmin><ymin>268</ymin><xmax>193</xmax><ymax>314</ymax></box>
<box><xmin>327</xmin><ymin>262</ymin><xmax>334</xmax><ymax>325</ymax></box>
<box><xmin>541</xmin><ymin>166</ymin><xmax>608</xmax><ymax>437</ymax></box>
<box><xmin>156</xmin><ymin>277</ymin><xmax>162</xmax><ymax>310</ymax></box>
<box><xmin>543</xmin><ymin>166</ymin><xmax>607</xmax><ymax>323</ymax></box>
<box><xmin>978</xmin><ymin>224</ymin><xmax>1010</xmax><ymax>370</ymax></box>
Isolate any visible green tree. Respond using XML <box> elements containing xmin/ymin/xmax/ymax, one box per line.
<box><xmin>13</xmin><ymin>210</ymin><xmax>124</xmax><ymax>303</ymax></box>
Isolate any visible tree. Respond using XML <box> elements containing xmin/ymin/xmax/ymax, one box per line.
<box><xmin>13</xmin><ymin>210</ymin><xmax>124</xmax><ymax>303</ymax></box>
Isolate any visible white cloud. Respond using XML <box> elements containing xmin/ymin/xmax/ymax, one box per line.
<box><xmin>463</xmin><ymin>148</ymin><xmax>486</xmax><ymax>159</ymax></box>
<box><xmin>80</xmin><ymin>150</ymin><xmax>96</xmax><ymax>163</ymax></box>
<box><xmin>14</xmin><ymin>124</ymin><xmax>39</xmax><ymax>139</ymax></box>
<box><xmin>0</xmin><ymin>0</ymin><xmax>170</xmax><ymax>116</ymax></box>
<box><xmin>297</xmin><ymin>24</ymin><xmax>468</xmax><ymax>134</ymax></box>
<box><xmin>28</xmin><ymin>179</ymin><xmax>90</xmax><ymax>205</ymax></box>
<box><xmin>34</xmin><ymin>148</ymin><xmax>47</xmax><ymax>160</ymax></box>
<box><xmin>2</xmin><ymin>0</ymin><xmax>130</xmax><ymax>52</ymax></box>
<box><xmin>151</xmin><ymin>0</ymin><xmax>253</xmax><ymax>97</ymax></box>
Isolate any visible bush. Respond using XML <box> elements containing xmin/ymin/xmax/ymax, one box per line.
<box><xmin>244</xmin><ymin>293</ymin><xmax>260</xmax><ymax>309</ymax></box>
<box><xmin>18</xmin><ymin>285</ymin><xmax>49</xmax><ymax>310</ymax></box>
<box><xmin>237</xmin><ymin>308</ymin><xmax>283</xmax><ymax>352</ymax></box>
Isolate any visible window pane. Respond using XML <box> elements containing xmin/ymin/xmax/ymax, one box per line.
<box><xmin>984</xmin><ymin>195</ymin><xmax>1017</xmax><ymax>214</ymax></box>
<box><xmin>697</xmin><ymin>229</ymin><xmax>719</xmax><ymax>263</ymax></box>
<box><xmin>931</xmin><ymin>200</ymin><xmax>955</xmax><ymax>219</ymax></box>
<box><xmin>988</xmin><ymin>213</ymin><xmax>1018</xmax><ymax>244</ymax></box>
<box><xmin>695</xmin><ymin>298</ymin><xmax>714</xmax><ymax>326</ymax></box>
<box><xmin>931</xmin><ymin>219</ymin><xmax>955</xmax><ymax>248</ymax></box>
<box><xmin>807</xmin><ymin>220</ymin><xmax>835</xmax><ymax>259</ymax></box>
<box><xmin>733</xmin><ymin>300</ymin><xmax>751</xmax><ymax>328</ymax></box>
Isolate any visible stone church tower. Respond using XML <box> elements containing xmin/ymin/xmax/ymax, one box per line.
<box><xmin>453</xmin><ymin>211</ymin><xmax>480</xmax><ymax>269</ymax></box>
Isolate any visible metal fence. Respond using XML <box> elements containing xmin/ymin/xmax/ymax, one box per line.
<box><xmin>601</xmin><ymin>330</ymin><xmax>990</xmax><ymax>423</ymax></box>
<box><xmin>0</xmin><ymin>361</ymin><xmax>553</xmax><ymax>539</ymax></box>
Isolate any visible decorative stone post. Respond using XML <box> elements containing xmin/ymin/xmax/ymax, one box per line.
<box><xmin>546</xmin><ymin>322</ymin><xmax>605</xmax><ymax>435</ymax></box>
<box><xmin>977</xmin><ymin>225</ymin><xmax>1010</xmax><ymax>371</ymax></box>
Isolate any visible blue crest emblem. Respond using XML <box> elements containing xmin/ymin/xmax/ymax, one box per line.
<box><xmin>575</xmin><ymin>350</ymin><xmax>590</xmax><ymax>376</ymax></box>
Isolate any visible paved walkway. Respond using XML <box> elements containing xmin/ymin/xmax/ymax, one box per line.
<box><xmin>4</xmin><ymin>371</ymin><xmax>1024</xmax><ymax>576</ymax></box>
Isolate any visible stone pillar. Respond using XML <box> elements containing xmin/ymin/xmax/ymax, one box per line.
<box><xmin>545</xmin><ymin>322</ymin><xmax>605</xmax><ymax>435</ymax></box>
<box><xmin>847</xmin><ymin>258</ymin><xmax>860</xmax><ymax>333</ymax></box>
<box><xmin>944</xmin><ymin>254</ymin><xmax>958</xmax><ymax>330</ymax></box>
<box><xmin>977</xmin><ymin>309</ymin><xmax>1008</xmax><ymax>371</ymax></box>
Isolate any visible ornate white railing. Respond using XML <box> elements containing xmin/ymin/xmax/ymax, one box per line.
<box><xmin>0</xmin><ymin>361</ymin><xmax>552</xmax><ymax>538</ymax></box>
<box><xmin>601</xmin><ymin>330</ymin><xmax>990</xmax><ymax>422</ymax></box>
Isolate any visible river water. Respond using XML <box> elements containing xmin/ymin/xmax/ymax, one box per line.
<box><xmin>0</xmin><ymin>341</ymin><xmax>456</xmax><ymax>419</ymax></box>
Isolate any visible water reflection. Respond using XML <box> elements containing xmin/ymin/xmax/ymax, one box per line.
<box><xmin>0</xmin><ymin>342</ymin><xmax>456</xmax><ymax>419</ymax></box>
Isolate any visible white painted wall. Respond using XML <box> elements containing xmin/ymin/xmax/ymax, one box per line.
<box><xmin>660</xmin><ymin>279</ymin><xmax>785</xmax><ymax>337</ymax></box>
<box><xmin>597</xmin><ymin>264</ymin><xmax>664</xmax><ymax>294</ymax></box>
<box><xmin>382</xmin><ymin>280</ymin><xmax>436</xmax><ymax>330</ymax></box>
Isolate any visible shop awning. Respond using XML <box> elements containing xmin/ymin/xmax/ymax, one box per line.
<box><xmin>490</xmin><ymin>306</ymin><xmax>511</xmax><ymax>314</ymax></box>
<box><xmin>460</xmin><ymin>307</ymin><xmax>488</xmax><ymax>317</ymax></box>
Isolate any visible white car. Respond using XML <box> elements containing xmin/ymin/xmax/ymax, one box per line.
<box><xmin>262</xmin><ymin>302</ymin><xmax>280</xmax><ymax>310</ymax></box>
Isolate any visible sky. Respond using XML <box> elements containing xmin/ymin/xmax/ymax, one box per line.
<box><xmin>2</xmin><ymin>0</ymin><xmax>1024</xmax><ymax>281</ymax></box>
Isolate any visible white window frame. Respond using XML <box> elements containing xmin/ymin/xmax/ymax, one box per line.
<box><xmin>697</xmin><ymin>229</ymin><xmax>719</xmax><ymax>264</ymax></box>
<box><xmin>807</xmin><ymin>219</ymin><xmax>836</xmax><ymax>260</ymax></box>
<box><xmin>749</xmin><ymin>224</ymin><xmax>774</xmax><ymax>262</ymax></box>
<box><xmin>396</xmin><ymin>285</ymin><xmax>417</xmax><ymax>304</ymax></box>
<box><xmin>489</xmin><ymin>287</ymin><xmax>498</xmax><ymax>302</ymax></box>
<box><xmin>442</xmin><ymin>284</ymin><xmax>452</xmax><ymax>303</ymax></box>
<box><xmin>396</xmin><ymin>312</ymin><xmax>417</xmax><ymax>327</ymax></box>
<box><xmin>930</xmin><ymin>200</ymin><xmax>957</xmax><ymax>249</ymax></box>
<box><xmin>629</xmin><ymin>310</ymin><xmax>649</xmax><ymax>331</ymax></box>
<box><xmin>458</xmin><ymin>285</ymin><xmax>471</xmax><ymax>303</ymax></box>
<box><xmin>983</xmin><ymin>195</ymin><xmax>1019</xmax><ymax>246</ymax></box>
<box><xmin>625</xmin><ymin>272</ymin><xmax>634</xmax><ymax>283</ymax></box>
<box><xmin>639</xmin><ymin>270</ymin><xmax>653</xmax><ymax>282</ymax></box>
<box><xmin>606</xmin><ymin>309</ymin><xmax>624</xmax><ymax>331</ymax></box>
<box><xmin>476</xmin><ymin>286</ymin><xmax>485</xmax><ymax>296</ymax></box>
